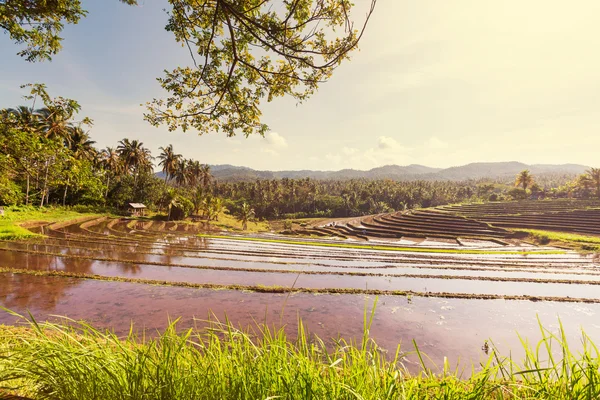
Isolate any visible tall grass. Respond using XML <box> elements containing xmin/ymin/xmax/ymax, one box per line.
<box><xmin>1</xmin><ymin>304</ymin><xmax>600</xmax><ymax>399</ymax></box>
<box><xmin>0</xmin><ymin>205</ymin><xmax>102</xmax><ymax>240</ymax></box>
<box><xmin>517</xmin><ymin>228</ymin><xmax>600</xmax><ymax>251</ymax></box>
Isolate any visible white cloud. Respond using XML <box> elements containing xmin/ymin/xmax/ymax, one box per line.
<box><xmin>325</xmin><ymin>153</ymin><xmax>342</xmax><ymax>164</ymax></box>
<box><xmin>426</xmin><ymin>136</ymin><xmax>449</xmax><ymax>149</ymax></box>
<box><xmin>377</xmin><ymin>136</ymin><xmax>403</xmax><ymax>150</ymax></box>
<box><xmin>342</xmin><ymin>146</ymin><xmax>358</xmax><ymax>156</ymax></box>
<box><xmin>265</xmin><ymin>131</ymin><xmax>288</xmax><ymax>148</ymax></box>
<box><xmin>261</xmin><ymin>148</ymin><xmax>280</xmax><ymax>157</ymax></box>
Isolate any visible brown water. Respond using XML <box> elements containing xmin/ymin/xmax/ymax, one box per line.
<box><xmin>2</xmin><ymin>219</ymin><xmax>600</xmax><ymax>372</ymax></box>
<box><xmin>2</xmin><ymin>274</ymin><xmax>599</xmax><ymax>371</ymax></box>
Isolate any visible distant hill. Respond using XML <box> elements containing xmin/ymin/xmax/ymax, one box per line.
<box><xmin>427</xmin><ymin>162</ymin><xmax>589</xmax><ymax>181</ymax></box>
<box><xmin>156</xmin><ymin>162</ymin><xmax>589</xmax><ymax>182</ymax></box>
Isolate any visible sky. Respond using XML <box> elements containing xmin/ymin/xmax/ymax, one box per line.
<box><xmin>1</xmin><ymin>0</ymin><xmax>600</xmax><ymax>171</ymax></box>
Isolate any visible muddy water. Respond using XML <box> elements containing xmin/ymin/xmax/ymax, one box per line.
<box><xmin>1</xmin><ymin>274</ymin><xmax>600</xmax><ymax>372</ymax></box>
<box><xmin>3</xmin><ymin>254</ymin><xmax>600</xmax><ymax>300</ymax></box>
<box><xmin>3</xmin><ymin>240</ymin><xmax>599</xmax><ymax>278</ymax></box>
<box><xmin>11</xmin><ymin>237</ymin><xmax>596</xmax><ymax>271</ymax></box>
<box><xmin>3</xmin><ymin>222</ymin><xmax>600</xmax><ymax>372</ymax></box>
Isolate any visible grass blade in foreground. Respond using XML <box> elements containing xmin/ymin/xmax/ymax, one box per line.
<box><xmin>1</xmin><ymin>306</ymin><xmax>599</xmax><ymax>399</ymax></box>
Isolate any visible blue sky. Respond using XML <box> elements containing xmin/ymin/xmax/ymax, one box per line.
<box><xmin>2</xmin><ymin>0</ymin><xmax>600</xmax><ymax>171</ymax></box>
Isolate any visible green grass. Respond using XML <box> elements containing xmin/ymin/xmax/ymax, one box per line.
<box><xmin>0</xmin><ymin>205</ymin><xmax>102</xmax><ymax>240</ymax></box>
<box><xmin>1</xmin><ymin>304</ymin><xmax>600</xmax><ymax>399</ymax></box>
<box><xmin>516</xmin><ymin>229</ymin><xmax>600</xmax><ymax>251</ymax></box>
<box><xmin>208</xmin><ymin>211</ymin><xmax>271</xmax><ymax>233</ymax></box>
<box><xmin>199</xmin><ymin>234</ymin><xmax>566</xmax><ymax>255</ymax></box>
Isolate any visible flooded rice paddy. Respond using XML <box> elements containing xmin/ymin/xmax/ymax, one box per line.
<box><xmin>2</xmin><ymin>217</ymin><xmax>600</xmax><ymax>369</ymax></box>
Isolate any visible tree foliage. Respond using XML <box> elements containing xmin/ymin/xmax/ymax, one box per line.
<box><xmin>0</xmin><ymin>0</ymin><xmax>136</xmax><ymax>62</ymax></box>
<box><xmin>515</xmin><ymin>170</ymin><xmax>534</xmax><ymax>191</ymax></box>
<box><xmin>2</xmin><ymin>0</ymin><xmax>376</xmax><ymax>136</ymax></box>
<box><xmin>144</xmin><ymin>0</ymin><xmax>376</xmax><ymax>136</ymax></box>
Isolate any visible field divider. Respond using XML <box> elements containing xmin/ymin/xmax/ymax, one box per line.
<box><xmin>2</xmin><ymin>267</ymin><xmax>600</xmax><ymax>304</ymax></box>
<box><xmin>45</xmin><ymin>216</ymin><xmax>101</xmax><ymax>230</ymax></box>
<box><xmin>198</xmin><ymin>234</ymin><xmax>566</xmax><ymax>255</ymax></box>
<box><xmin>54</xmin><ymin>220</ymin><xmax>568</xmax><ymax>259</ymax></box>
<box><xmin>12</xmin><ymin>240</ymin><xmax>594</xmax><ymax>272</ymax></box>
<box><xmin>3</xmin><ymin>247</ymin><xmax>600</xmax><ymax>285</ymax></box>
<box><xmin>3</xmin><ymin>239</ymin><xmax>593</xmax><ymax>271</ymax></box>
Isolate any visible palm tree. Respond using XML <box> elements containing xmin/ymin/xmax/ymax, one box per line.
<box><xmin>157</xmin><ymin>144</ymin><xmax>181</xmax><ymax>183</ymax></box>
<box><xmin>3</xmin><ymin>106</ymin><xmax>39</xmax><ymax>133</ymax></box>
<box><xmin>67</xmin><ymin>126</ymin><xmax>97</xmax><ymax>161</ymax></box>
<box><xmin>515</xmin><ymin>170</ymin><xmax>533</xmax><ymax>191</ymax></box>
<box><xmin>117</xmin><ymin>139</ymin><xmax>153</xmax><ymax>190</ymax></box>
<box><xmin>100</xmin><ymin>147</ymin><xmax>122</xmax><ymax>197</ymax></box>
<box><xmin>237</xmin><ymin>202</ymin><xmax>255</xmax><ymax>230</ymax></box>
<box><xmin>210</xmin><ymin>197</ymin><xmax>224</xmax><ymax>221</ymax></box>
<box><xmin>188</xmin><ymin>160</ymin><xmax>203</xmax><ymax>187</ymax></box>
<box><xmin>174</xmin><ymin>158</ymin><xmax>191</xmax><ymax>187</ymax></box>
<box><xmin>585</xmin><ymin>168</ymin><xmax>600</xmax><ymax>199</ymax></box>
<box><xmin>36</xmin><ymin>107</ymin><xmax>74</xmax><ymax>142</ymax></box>
<box><xmin>164</xmin><ymin>188</ymin><xmax>177</xmax><ymax>221</ymax></box>
<box><xmin>200</xmin><ymin>164</ymin><xmax>212</xmax><ymax>189</ymax></box>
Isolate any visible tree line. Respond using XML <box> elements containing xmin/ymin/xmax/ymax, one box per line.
<box><xmin>2</xmin><ymin>87</ymin><xmax>600</xmax><ymax>224</ymax></box>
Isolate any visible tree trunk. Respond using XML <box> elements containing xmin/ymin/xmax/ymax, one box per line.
<box><xmin>62</xmin><ymin>178</ymin><xmax>70</xmax><ymax>206</ymax></box>
<box><xmin>105</xmin><ymin>175</ymin><xmax>111</xmax><ymax>198</ymax></box>
<box><xmin>40</xmin><ymin>160</ymin><xmax>49</xmax><ymax>207</ymax></box>
<box><xmin>25</xmin><ymin>174</ymin><xmax>30</xmax><ymax>206</ymax></box>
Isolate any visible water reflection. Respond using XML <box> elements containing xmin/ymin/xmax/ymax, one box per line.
<box><xmin>1</xmin><ymin>275</ymin><xmax>600</xmax><ymax>372</ymax></box>
<box><xmin>0</xmin><ymin>274</ymin><xmax>82</xmax><ymax>311</ymax></box>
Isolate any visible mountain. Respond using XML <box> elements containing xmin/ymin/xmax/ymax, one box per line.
<box><xmin>426</xmin><ymin>162</ymin><xmax>588</xmax><ymax>181</ymax></box>
<box><xmin>156</xmin><ymin>162</ymin><xmax>589</xmax><ymax>182</ymax></box>
<box><xmin>204</xmin><ymin>164</ymin><xmax>442</xmax><ymax>181</ymax></box>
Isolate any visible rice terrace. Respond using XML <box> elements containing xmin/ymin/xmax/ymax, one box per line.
<box><xmin>4</xmin><ymin>0</ymin><xmax>600</xmax><ymax>398</ymax></box>
<box><xmin>3</xmin><ymin>196</ymin><xmax>600</xmax><ymax>397</ymax></box>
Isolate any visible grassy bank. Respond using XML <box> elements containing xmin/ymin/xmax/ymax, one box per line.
<box><xmin>517</xmin><ymin>229</ymin><xmax>600</xmax><ymax>251</ymax></box>
<box><xmin>205</xmin><ymin>211</ymin><xmax>270</xmax><ymax>233</ymax></box>
<box><xmin>0</xmin><ymin>206</ymin><xmax>103</xmax><ymax>240</ymax></box>
<box><xmin>1</xmin><ymin>306</ymin><xmax>599</xmax><ymax>399</ymax></box>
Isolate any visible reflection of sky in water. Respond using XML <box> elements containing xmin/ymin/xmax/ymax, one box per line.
<box><xmin>3</xmin><ymin>219</ymin><xmax>600</xmax><ymax>372</ymax></box>
<box><xmin>2</xmin><ymin>275</ymin><xmax>600</xmax><ymax>373</ymax></box>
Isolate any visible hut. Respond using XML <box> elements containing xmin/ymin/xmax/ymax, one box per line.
<box><xmin>127</xmin><ymin>203</ymin><xmax>147</xmax><ymax>217</ymax></box>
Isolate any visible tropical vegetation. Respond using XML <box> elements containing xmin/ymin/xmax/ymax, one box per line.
<box><xmin>3</xmin><ymin>86</ymin><xmax>600</xmax><ymax>225</ymax></box>
<box><xmin>2</xmin><ymin>0</ymin><xmax>376</xmax><ymax>137</ymax></box>
<box><xmin>1</xmin><ymin>307</ymin><xmax>599</xmax><ymax>400</ymax></box>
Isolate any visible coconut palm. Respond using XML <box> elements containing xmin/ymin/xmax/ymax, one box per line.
<box><xmin>515</xmin><ymin>170</ymin><xmax>534</xmax><ymax>191</ymax></box>
<box><xmin>188</xmin><ymin>160</ymin><xmax>204</xmax><ymax>187</ymax></box>
<box><xmin>157</xmin><ymin>144</ymin><xmax>181</xmax><ymax>183</ymax></box>
<box><xmin>585</xmin><ymin>168</ymin><xmax>600</xmax><ymax>199</ymax></box>
<box><xmin>67</xmin><ymin>126</ymin><xmax>97</xmax><ymax>161</ymax></box>
<box><xmin>174</xmin><ymin>158</ymin><xmax>191</xmax><ymax>187</ymax></box>
<box><xmin>200</xmin><ymin>164</ymin><xmax>212</xmax><ymax>189</ymax></box>
<box><xmin>100</xmin><ymin>147</ymin><xmax>123</xmax><ymax>197</ymax></box>
<box><xmin>117</xmin><ymin>139</ymin><xmax>152</xmax><ymax>174</ymax></box>
<box><xmin>36</xmin><ymin>107</ymin><xmax>74</xmax><ymax>142</ymax></box>
<box><xmin>237</xmin><ymin>202</ymin><xmax>255</xmax><ymax>230</ymax></box>
<box><xmin>117</xmin><ymin>139</ymin><xmax>153</xmax><ymax>188</ymax></box>
<box><xmin>2</xmin><ymin>106</ymin><xmax>39</xmax><ymax>133</ymax></box>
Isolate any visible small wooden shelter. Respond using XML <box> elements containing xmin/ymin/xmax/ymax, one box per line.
<box><xmin>127</xmin><ymin>203</ymin><xmax>147</xmax><ymax>217</ymax></box>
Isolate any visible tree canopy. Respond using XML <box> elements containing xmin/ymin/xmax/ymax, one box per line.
<box><xmin>2</xmin><ymin>0</ymin><xmax>376</xmax><ymax>136</ymax></box>
<box><xmin>0</xmin><ymin>0</ymin><xmax>137</xmax><ymax>62</ymax></box>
